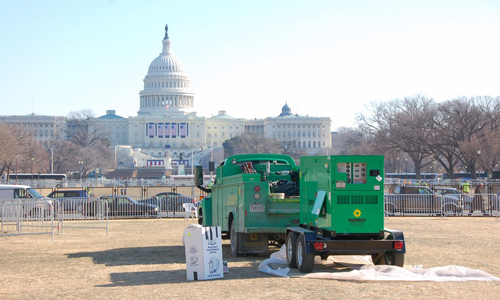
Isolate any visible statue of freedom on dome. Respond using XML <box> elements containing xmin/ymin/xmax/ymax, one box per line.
<box><xmin>164</xmin><ymin>24</ymin><xmax>169</xmax><ymax>39</ymax></box>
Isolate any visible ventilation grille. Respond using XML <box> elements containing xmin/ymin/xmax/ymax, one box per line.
<box><xmin>365</xmin><ymin>195</ymin><xmax>378</xmax><ymax>204</ymax></box>
<box><xmin>351</xmin><ymin>195</ymin><xmax>364</xmax><ymax>204</ymax></box>
<box><xmin>337</xmin><ymin>195</ymin><xmax>350</xmax><ymax>205</ymax></box>
<box><xmin>336</xmin><ymin>195</ymin><xmax>379</xmax><ymax>205</ymax></box>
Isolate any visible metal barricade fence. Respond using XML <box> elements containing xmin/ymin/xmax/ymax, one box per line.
<box><xmin>138</xmin><ymin>194</ymin><xmax>198</xmax><ymax>218</ymax></box>
<box><xmin>468</xmin><ymin>193</ymin><xmax>500</xmax><ymax>217</ymax></box>
<box><xmin>384</xmin><ymin>193</ymin><xmax>500</xmax><ymax>217</ymax></box>
<box><xmin>384</xmin><ymin>194</ymin><xmax>444</xmax><ymax>216</ymax></box>
<box><xmin>98</xmin><ymin>196</ymin><xmax>160</xmax><ymax>219</ymax></box>
<box><xmin>57</xmin><ymin>198</ymin><xmax>109</xmax><ymax>234</ymax></box>
<box><xmin>0</xmin><ymin>200</ymin><xmax>54</xmax><ymax>241</ymax></box>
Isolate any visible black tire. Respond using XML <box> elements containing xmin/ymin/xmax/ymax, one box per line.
<box><xmin>384</xmin><ymin>252</ymin><xmax>404</xmax><ymax>267</ymax></box>
<box><xmin>296</xmin><ymin>234</ymin><xmax>314</xmax><ymax>273</ymax></box>
<box><xmin>373</xmin><ymin>252</ymin><xmax>404</xmax><ymax>267</ymax></box>
<box><xmin>230</xmin><ymin>221</ymin><xmax>242</xmax><ymax>257</ymax></box>
<box><xmin>286</xmin><ymin>232</ymin><xmax>298</xmax><ymax>268</ymax></box>
<box><xmin>371</xmin><ymin>253</ymin><xmax>382</xmax><ymax>265</ymax></box>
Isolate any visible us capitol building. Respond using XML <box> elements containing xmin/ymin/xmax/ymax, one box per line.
<box><xmin>1</xmin><ymin>25</ymin><xmax>331</xmax><ymax>170</ymax></box>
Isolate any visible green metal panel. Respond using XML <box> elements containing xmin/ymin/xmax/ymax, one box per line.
<box><xmin>209</xmin><ymin>153</ymin><xmax>300</xmax><ymax>236</ymax></box>
<box><xmin>300</xmin><ymin>155</ymin><xmax>385</xmax><ymax>235</ymax></box>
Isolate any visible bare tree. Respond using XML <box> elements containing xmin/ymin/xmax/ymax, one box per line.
<box><xmin>223</xmin><ymin>134</ymin><xmax>282</xmax><ymax>157</ymax></box>
<box><xmin>331</xmin><ymin>127</ymin><xmax>364</xmax><ymax>155</ymax></box>
<box><xmin>76</xmin><ymin>141</ymin><xmax>114</xmax><ymax>177</ymax></box>
<box><xmin>279</xmin><ymin>138</ymin><xmax>307</xmax><ymax>161</ymax></box>
<box><xmin>0</xmin><ymin>123</ymin><xmax>18</xmax><ymax>177</ymax></box>
<box><xmin>436</xmin><ymin>96</ymin><xmax>499</xmax><ymax>179</ymax></box>
<box><xmin>0</xmin><ymin>123</ymin><xmax>47</xmax><ymax>180</ymax></box>
<box><xmin>62</xmin><ymin>110</ymin><xmax>114</xmax><ymax>175</ymax></box>
<box><xmin>50</xmin><ymin>139</ymin><xmax>80</xmax><ymax>174</ymax></box>
<box><xmin>357</xmin><ymin>94</ymin><xmax>437</xmax><ymax>179</ymax></box>
<box><xmin>64</xmin><ymin>110</ymin><xmax>111</xmax><ymax>147</ymax></box>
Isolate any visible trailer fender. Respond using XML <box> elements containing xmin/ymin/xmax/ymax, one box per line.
<box><xmin>286</xmin><ymin>227</ymin><xmax>317</xmax><ymax>255</ymax></box>
<box><xmin>384</xmin><ymin>228</ymin><xmax>406</xmax><ymax>253</ymax></box>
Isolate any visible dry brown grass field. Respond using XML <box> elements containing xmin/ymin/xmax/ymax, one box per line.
<box><xmin>1</xmin><ymin>217</ymin><xmax>499</xmax><ymax>300</ymax></box>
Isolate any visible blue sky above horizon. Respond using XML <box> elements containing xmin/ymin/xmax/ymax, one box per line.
<box><xmin>1</xmin><ymin>0</ymin><xmax>499</xmax><ymax>130</ymax></box>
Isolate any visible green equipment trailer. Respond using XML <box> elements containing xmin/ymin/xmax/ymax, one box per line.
<box><xmin>195</xmin><ymin>154</ymin><xmax>301</xmax><ymax>256</ymax></box>
<box><xmin>285</xmin><ymin>155</ymin><xmax>405</xmax><ymax>273</ymax></box>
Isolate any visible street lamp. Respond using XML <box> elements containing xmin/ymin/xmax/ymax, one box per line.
<box><xmin>15</xmin><ymin>154</ymin><xmax>18</xmax><ymax>183</ymax></box>
<box><xmin>477</xmin><ymin>149</ymin><xmax>481</xmax><ymax>174</ymax></box>
<box><xmin>405</xmin><ymin>158</ymin><xmax>408</xmax><ymax>180</ymax></box>
<box><xmin>31</xmin><ymin>156</ymin><xmax>34</xmax><ymax>181</ymax></box>
<box><xmin>397</xmin><ymin>157</ymin><xmax>400</xmax><ymax>174</ymax></box>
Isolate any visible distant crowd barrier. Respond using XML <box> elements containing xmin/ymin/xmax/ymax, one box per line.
<box><xmin>384</xmin><ymin>193</ymin><xmax>499</xmax><ymax>218</ymax></box>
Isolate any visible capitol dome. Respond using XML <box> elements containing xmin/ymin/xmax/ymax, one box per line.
<box><xmin>138</xmin><ymin>24</ymin><xmax>194</xmax><ymax>116</ymax></box>
<box><xmin>148</xmin><ymin>52</ymin><xmax>186</xmax><ymax>73</ymax></box>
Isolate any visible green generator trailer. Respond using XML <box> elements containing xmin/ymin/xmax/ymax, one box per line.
<box><xmin>195</xmin><ymin>154</ymin><xmax>301</xmax><ymax>256</ymax></box>
<box><xmin>285</xmin><ymin>155</ymin><xmax>405</xmax><ymax>273</ymax></box>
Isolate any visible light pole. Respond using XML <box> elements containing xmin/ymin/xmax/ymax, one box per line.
<box><xmin>405</xmin><ymin>158</ymin><xmax>408</xmax><ymax>180</ymax></box>
<box><xmin>30</xmin><ymin>156</ymin><xmax>34</xmax><ymax>181</ymax></box>
<box><xmin>15</xmin><ymin>154</ymin><xmax>18</xmax><ymax>184</ymax></box>
<box><xmin>477</xmin><ymin>149</ymin><xmax>481</xmax><ymax>175</ymax></box>
<box><xmin>397</xmin><ymin>157</ymin><xmax>400</xmax><ymax>174</ymax></box>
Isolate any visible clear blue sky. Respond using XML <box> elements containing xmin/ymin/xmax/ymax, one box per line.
<box><xmin>1</xmin><ymin>0</ymin><xmax>499</xmax><ymax>130</ymax></box>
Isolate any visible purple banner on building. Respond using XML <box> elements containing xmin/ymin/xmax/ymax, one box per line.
<box><xmin>148</xmin><ymin>123</ymin><xmax>155</xmax><ymax>138</ymax></box>
<box><xmin>165</xmin><ymin>122</ymin><xmax>170</xmax><ymax>138</ymax></box>
<box><xmin>180</xmin><ymin>123</ymin><xmax>188</xmax><ymax>138</ymax></box>
<box><xmin>158</xmin><ymin>122</ymin><xmax>164</xmax><ymax>138</ymax></box>
<box><xmin>171</xmin><ymin>123</ymin><xmax>177</xmax><ymax>138</ymax></box>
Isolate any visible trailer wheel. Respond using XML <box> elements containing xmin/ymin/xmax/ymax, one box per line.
<box><xmin>384</xmin><ymin>252</ymin><xmax>404</xmax><ymax>267</ymax></box>
<box><xmin>373</xmin><ymin>252</ymin><xmax>404</xmax><ymax>267</ymax></box>
<box><xmin>296</xmin><ymin>235</ymin><xmax>314</xmax><ymax>273</ymax></box>
<box><xmin>286</xmin><ymin>232</ymin><xmax>298</xmax><ymax>268</ymax></box>
<box><xmin>230</xmin><ymin>221</ymin><xmax>242</xmax><ymax>257</ymax></box>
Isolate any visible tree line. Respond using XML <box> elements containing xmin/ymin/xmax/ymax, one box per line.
<box><xmin>0</xmin><ymin>110</ymin><xmax>113</xmax><ymax>180</ymax></box>
<box><xmin>222</xmin><ymin>95</ymin><xmax>500</xmax><ymax>180</ymax></box>
<box><xmin>2</xmin><ymin>95</ymin><xmax>499</xmax><ymax>181</ymax></box>
<box><xmin>355</xmin><ymin>94</ymin><xmax>500</xmax><ymax>179</ymax></box>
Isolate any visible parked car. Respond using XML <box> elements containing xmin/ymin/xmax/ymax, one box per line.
<box><xmin>385</xmin><ymin>185</ymin><xmax>448</xmax><ymax>215</ymax></box>
<box><xmin>87</xmin><ymin>196</ymin><xmax>158</xmax><ymax>217</ymax></box>
<box><xmin>47</xmin><ymin>189</ymin><xmax>90</xmax><ymax>213</ymax></box>
<box><xmin>434</xmin><ymin>187</ymin><xmax>473</xmax><ymax>211</ymax></box>
<box><xmin>0</xmin><ymin>184</ymin><xmax>53</xmax><ymax>218</ymax></box>
<box><xmin>139</xmin><ymin>192</ymin><xmax>195</xmax><ymax>212</ymax></box>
